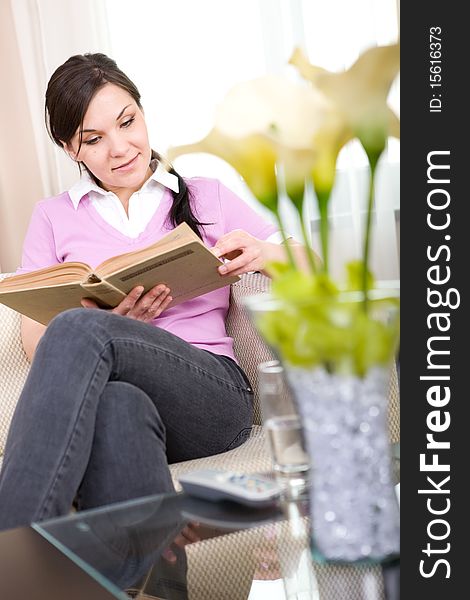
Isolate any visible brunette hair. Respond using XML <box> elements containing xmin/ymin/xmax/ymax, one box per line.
<box><xmin>45</xmin><ymin>53</ymin><xmax>205</xmax><ymax>238</ymax></box>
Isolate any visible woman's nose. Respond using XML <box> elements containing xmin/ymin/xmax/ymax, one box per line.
<box><xmin>108</xmin><ymin>133</ymin><xmax>128</xmax><ymax>157</ymax></box>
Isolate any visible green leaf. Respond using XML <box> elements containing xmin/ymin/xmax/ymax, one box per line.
<box><xmin>254</xmin><ymin>292</ymin><xmax>399</xmax><ymax>376</ymax></box>
<box><xmin>346</xmin><ymin>260</ymin><xmax>375</xmax><ymax>291</ymax></box>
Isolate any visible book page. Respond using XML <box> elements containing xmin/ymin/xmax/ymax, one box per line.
<box><xmin>96</xmin><ymin>222</ymin><xmax>202</xmax><ymax>277</ymax></box>
<box><xmin>0</xmin><ymin>263</ymin><xmax>92</xmax><ymax>291</ymax></box>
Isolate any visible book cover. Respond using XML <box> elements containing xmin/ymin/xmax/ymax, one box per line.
<box><xmin>0</xmin><ymin>223</ymin><xmax>239</xmax><ymax>324</ymax></box>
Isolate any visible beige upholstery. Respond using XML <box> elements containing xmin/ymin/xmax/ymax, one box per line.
<box><xmin>0</xmin><ymin>277</ymin><xmax>31</xmax><ymax>472</ymax></box>
<box><xmin>184</xmin><ymin>517</ymin><xmax>386</xmax><ymax>600</ymax></box>
<box><xmin>225</xmin><ymin>272</ymin><xmax>275</xmax><ymax>425</ymax></box>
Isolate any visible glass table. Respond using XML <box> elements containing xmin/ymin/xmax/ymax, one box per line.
<box><xmin>33</xmin><ymin>472</ymin><xmax>400</xmax><ymax>600</ymax></box>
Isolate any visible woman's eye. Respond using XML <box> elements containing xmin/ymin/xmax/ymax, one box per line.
<box><xmin>121</xmin><ymin>117</ymin><xmax>135</xmax><ymax>128</ymax></box>
<box><xmin>84</xmin><ymin>137</ymin><xmax>101</xmax><ymax>146</ymax></box>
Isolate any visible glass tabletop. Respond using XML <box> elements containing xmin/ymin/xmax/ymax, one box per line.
<box><xmin>33</xmin><ymin>478</ymin><xmax>399</xmax><ymax>600</ymax></box>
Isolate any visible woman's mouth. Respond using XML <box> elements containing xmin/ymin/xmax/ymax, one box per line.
<box><xmin>112</xmin><ymin>154</ymin><xmax>139</xmax><ymax>172</ymax></box>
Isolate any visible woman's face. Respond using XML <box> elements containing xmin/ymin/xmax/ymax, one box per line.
<box><xmin>67</xmin><ymin>83</ymin><xmax>152</xmax><ymax>199</ymax></box>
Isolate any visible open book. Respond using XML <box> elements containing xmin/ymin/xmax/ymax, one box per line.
<box><xmin>0</xmin><ymin>222</ymin><xmax>239</xmax><ymax>325</ymax></box>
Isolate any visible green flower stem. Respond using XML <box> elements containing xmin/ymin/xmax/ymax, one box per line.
<box><xmin>274</xmin><ymin>210</ymin><xmax>297</xmax><ymax>269</ymax></box>
<box><xmin>316</xmin><ymin>189</ymin><xmax>331</xmax><ymax>274</ymax></box>
<box><xmin>289</xmin><ymin>187</ymin><xmax>317</xmax><ymax>274</ymax></box>
<box><xmin>299</xmin><ymin>216</ymin><xmax>317</xmax><ymax>274</ymax></box>
<box><xmin>361</xmin><ymin>148</ymin><xmax>382</xmax><ymax>310</ymax></box>
<box><xmin>260</xmin><ymin>189</ymin><xmax>297</xmax><ymax>269</ymax></box>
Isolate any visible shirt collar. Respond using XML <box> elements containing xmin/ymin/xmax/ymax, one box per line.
<box><xmin>68</xmin><ymin>158</ymin><xmax>180</xmax><ymax>209</ymax></box>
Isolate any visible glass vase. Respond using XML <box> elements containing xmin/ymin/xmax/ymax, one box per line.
<box><xmin>245</xmin><ymin>289</ymin><xmax>400</xmax><ymax>564</ymax></box>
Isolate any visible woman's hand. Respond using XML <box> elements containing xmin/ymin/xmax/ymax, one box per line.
<box><xmin>80</xmin><ymin>284</ymin><xmax>172</xmax><ymax>322</ymax></box>
<box><xmin>212</xmin><ymin>230</ymin><xmax>285</xmax><ymax>277</ymax></box>
<box><xmin>162</xmin><ymin>523</ymin><xmax>202</xmax><ymax>564</ymax></box>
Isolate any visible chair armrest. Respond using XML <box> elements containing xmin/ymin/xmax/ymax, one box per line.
<box><xmin>0</xmin><ymin>274</ymin><xmax>31</xmax><ymax>463</ymax></box>
<box><xmin>226</xmin><ymin>274</ymin><xmax>276</xmax><ymax>425</ymax></box>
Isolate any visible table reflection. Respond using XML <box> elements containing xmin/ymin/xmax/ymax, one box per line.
<box><xmin>34</xmin><ymin>477</ymin><xmax>398</xmax><ymax>600</ymax></box>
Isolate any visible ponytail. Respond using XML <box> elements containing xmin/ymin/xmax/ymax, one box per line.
<box><xmin>153</xmin><ymin>151</ymin><xmax>210</xmax><ymax>240</ymax></box>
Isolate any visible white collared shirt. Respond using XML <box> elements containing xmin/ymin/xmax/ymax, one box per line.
<box><xmin>68</xmin><ymin>160</ymin><xmax>180</xmax><ymax>239</ymax></box>
<box><xmin>68</xmin><ymin>160</ymin><xmax>286</xmax><ymax>243</ymax></box>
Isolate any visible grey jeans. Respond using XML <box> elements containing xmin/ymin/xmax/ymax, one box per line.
<box><xmin>0</xmin><ymin>308</ymin><xmax>254</xmax><ymax>531</ymax></box>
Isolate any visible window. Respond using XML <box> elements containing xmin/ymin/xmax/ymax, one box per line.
<box><xmin>110</xmin><ymin>0</ymin><xmax>400</xmax><ymax>279</ymax></box>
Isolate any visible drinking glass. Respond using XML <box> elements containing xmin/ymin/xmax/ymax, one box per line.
<box><xmin>258</xmin><ymin>361</ymin><xmax>309</xmax><ymax>496</ymax></box>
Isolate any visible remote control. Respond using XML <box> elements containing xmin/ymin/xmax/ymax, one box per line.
<box><xmin>179</xmin><ymin>469</ymin><xmax>281</xmax><ymax>507</ymax></box>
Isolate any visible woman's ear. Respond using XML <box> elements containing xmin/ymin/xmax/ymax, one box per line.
<box><xmin>62</xmin><ymin>141</ymin><xmax>78</xmax><ymax>162</ymax></box>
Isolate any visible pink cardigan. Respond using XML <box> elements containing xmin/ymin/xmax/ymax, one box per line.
<box><xmin>18</xmin><ymin>177</ymin><xmax>277</xmax><ymax>360</ymax></box>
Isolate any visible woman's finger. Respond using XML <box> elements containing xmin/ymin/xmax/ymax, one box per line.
<box><xmin>112</xmin><ymin>286</ymin><xmax>144</xmax><ymax>316</ymax></box>
<box><xmin>136</xmin><ymin>285</ymin><xmax>168</xmax><ymax>312</ymax></box>
<box><xmin>142</xmin><ymin>291</ymin><xmax>172</xmax><ymax>320</ymax></box>
<box><xmin>179</xmin><ymin>523</ymin><xmax>201</xmax><ymax>544</ymax></box>
<box><xmin>151</xmin><ymin>292</ymin><xmax>173</xmax><ymax>316</ymax></box>
<box><xmin>128</xmin><ymin>285</ymin><xmax>172</xmax><ymax>321</ymax></box>
<box><xmin>80</xmin><ymin>298</ymin><xmax>100</xmax><ymax>309</ymax></box>
<box><xmin>218</xmin><ymin>247</ymin><xmax>260</xmax><ymax>275</ymax></box>
<box><xmin>162</xmin><ymin>547</ymin><xmax>177</xmax><ymax>563</ymax></box>
<box><xmin>212</xmin><ymin>230</ymin><xmax>250</xmax><ymax>258</ymax></box>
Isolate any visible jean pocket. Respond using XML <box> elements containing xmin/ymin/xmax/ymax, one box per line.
<box><xmin>214</xmin><ymin>354</ymin><xmax>254</xmax><ymax>393</ymax></box>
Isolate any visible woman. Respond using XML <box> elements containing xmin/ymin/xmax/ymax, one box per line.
<box><xmin>0</xmin><ymin>53</ymin><xmax>304</xmax><ymax>531</ymax></box>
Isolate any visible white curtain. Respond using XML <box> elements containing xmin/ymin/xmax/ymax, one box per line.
<box><xmin>0</xmin><ymin>0</ymin><xmax>111</xmax><ymax>271</ymax></box>
<box><xmin>10</xmin><ymin>0</ymin><xmax>112</xmax><ymax>196</ymax></box>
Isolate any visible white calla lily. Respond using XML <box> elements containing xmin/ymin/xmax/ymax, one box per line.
<box><xmin>169</xmin><ymin>44</ymin><xmax>399</xmax><ymax>286</ymax></box>
<box><xmin>168</xmin><ymin>129</ymin><xmax>279</xmax><ymax>212</ymax></box>
<box><xmin>290</xmin><ymin>43</ymin><xmax>400</xmax><ymax>289</ymax></box>
<box><xmin>215</xmin><ymin>75</ymin><xmax>328</xmax><ymax>148</ymax></box>
<box><xmin>168</xmin><ymin>75</ymin><xmax>335</xmax><ymax>271</ymax></box>
<box><xmin>169</xmin><ymin>75</ymin><xmax>330</xmax><ymax>212</ymax></box>
<box><xmin>289</xmin><ymin>43</ymin><xmax>400</xmax><ymax>156</ymax></box>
